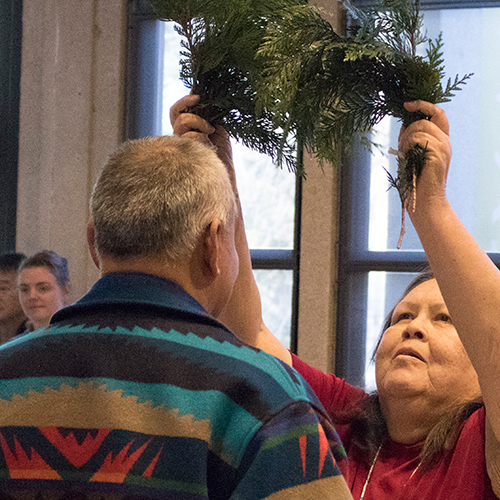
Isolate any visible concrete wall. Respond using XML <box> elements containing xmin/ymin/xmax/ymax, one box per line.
<box><xmin>296</xmin><ymin>0</ymin><xmax>343</xmax><ymax>373</ymax></box>
<box><xmin>17</xmin><ymin>0</ymin><xmax>127</xmax><ymax>301</ymax></box>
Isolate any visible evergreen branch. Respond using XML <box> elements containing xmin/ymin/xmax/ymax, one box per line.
<box><xmin>148</xmin><ymin>0</ymin><xmax>471</xmax><ymax>244</ymax></box>
<box><xmin>148</xmin><ymin>0</ymin><xmax>305</xmax><ymax>172</ymax></box>
<box><xmin>255</xmin><ymin>0</ymin><xmax>471</xmax><ymax>244</ymax></box>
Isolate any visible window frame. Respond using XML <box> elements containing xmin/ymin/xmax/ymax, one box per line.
<box><xmin>353</xmin><ymin>0</ymin><xmax>500</xmax><ymax>8</ymax></box>
<box><xmin>0</xmin><ymin>0</ymin><xmax>23</xmax><ymax>253</ymax></box>
<box><xmin>336</xmin><ymin>0</ymin><xmax>500</xmax><ymax>387</ymax></box>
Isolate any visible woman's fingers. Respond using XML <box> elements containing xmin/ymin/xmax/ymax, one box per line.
<box><xmin>399</xmin><ymin>102</ymin><xmax>450</xmax><ymax>157</ymax></box>
<box><xmin>170</xmin><ymin>95</ymin><xmax>215</xmax><ymax>146</ymax></box>
<box><xmin>403</xmin><ymin>100</ymin><xmax>450</xmax><ymax>135</ymax></box>
<box><xmin>169</xmin><ymin>94</ymin><xmax>199</xmax><ymax>127</ymax></box>
<box><xmin>173</xmin><ymin>113</ymin><xmax>215</xmax><ymax>137</ymax></box>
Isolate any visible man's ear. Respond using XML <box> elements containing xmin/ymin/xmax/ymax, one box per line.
<box><xmin>204</xmin><ymin>218</ymin><xmax>223</xmax><ymax>281</ymax></box>
<box><xmin>86</xmin><ymin>221</ymin><xmax>100</xmax><ymax>270</ymax></box>
<box><xmin>191</xmin><ymin>218</ymin><xmax>223</xmax><ymax>288</ymax></box>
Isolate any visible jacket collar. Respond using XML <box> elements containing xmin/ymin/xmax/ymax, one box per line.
<box><xmin>74</xmin><ymin>272</ymin><xmax>207</xmax><ymax>317</ymax></box>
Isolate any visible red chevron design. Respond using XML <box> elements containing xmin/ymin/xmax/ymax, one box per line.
<box><xmin>142</xmin><ymin>446</ymin><xmax>163</xmax><ymax>478</ymax></box>
<box><xmin>317</xmin><ymin>424</ymin><xmax>330</xmax><ymax>478</ymax></box>
<box><xmin>0</xmin><ymin>432</ymin><xmax>61</xmax><ymax>480</ymax></box>
<box><xmin>90</xmin><ymin>439</ymin><xmax>151</xmax><ymax>483</ymax></box>
<box><xmin>299</xmin><ymin>435</ymin><xmax>307</xmax><ymax>477</ymax></box>
<box><xmin>40</xmin><ymin>427</ymin><xmax>111</xmax><ymax>467</ymax></box>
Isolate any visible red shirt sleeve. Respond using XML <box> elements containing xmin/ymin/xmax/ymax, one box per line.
<box><xmin>291</xmin><ymin>352</ymin><xmax>366</xmax><ymax>418</ymax></box>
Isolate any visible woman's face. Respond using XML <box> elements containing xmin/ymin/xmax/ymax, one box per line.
<box><xmin>18</xmin><ymin>266</ymin><xmax>68</xmax><ymax>330</ymax></box>
<box><xmin>375</xmin><ymin>279</ymin><xmax>480</xmax><ymax>407</ymax></box>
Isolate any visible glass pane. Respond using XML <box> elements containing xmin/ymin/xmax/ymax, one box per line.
<box><xmin>159</xmin><ymin>22</ymin><xmax>296</xmax><ymax>250</ymax></box>
<box><xmin>160</xmin><ymin>23</ymin><xmax>192</xmax><ymax>135</ymax></box>
<box><xmin>368</xmin><ymin>7</ymin><xmax>500</xmax><ymax>252</ymax></box>
<box><xmin>253</xmin><ymin>270</ymin><xmax>293</xmax><ymax>348</ymax></box>
<box><xmin>365</xmin><ymin>271</ymin><xmax>420</xmax><ymax>390</ymax></box>
<box><xmin>233</xmin><ymin>148</ymin><xmax>295</xmax><ymax>249</ymax></box>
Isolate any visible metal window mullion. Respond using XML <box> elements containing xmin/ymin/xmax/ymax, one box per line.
<box><xmin>126</xmin><ymin>3</ymin><xmax>164</xmax><ymax>140</ymax></box>
<box><xmin>0</xmin><ymin>0</ymin><xmax>23</xmax><ymax>253</ymax></box>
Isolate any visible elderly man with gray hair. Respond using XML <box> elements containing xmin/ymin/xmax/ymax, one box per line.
<box><xmin>0</xmin><ymin>128</ymin><xmax>351</xmax><ymax>499</ymax></box>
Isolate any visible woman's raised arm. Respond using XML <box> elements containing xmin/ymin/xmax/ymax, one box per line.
<box><xmin>171</xmin><ymin>95</ymin><xmax>292</xmax><ymax>365</ymax></box>
<box><xmin>401</xmin><ymin>100</ymin><xmax>500</xmax><ymax>491</ymax></box>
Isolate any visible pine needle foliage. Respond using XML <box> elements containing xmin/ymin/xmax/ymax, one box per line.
<box><xmin>147</xmin><ymin>0</ymin><xmax>305</xmax><ymax>172</ymax></box>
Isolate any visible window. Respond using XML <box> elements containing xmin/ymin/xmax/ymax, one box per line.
<box><xmin>0</xmin><ymin>0</ymin><xmax>23</xmax><ymax>253</ymax></box>
<box><xmin>338</xmin><ymin>0</ymin><xmax>500</xmax><ymax>389</ymax></box>
<box><xmin>126</xmin><ymin>0</ymin><xmax>300</xmax><ymax>349</ymax></box>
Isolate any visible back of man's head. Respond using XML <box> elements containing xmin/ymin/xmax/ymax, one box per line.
<box><xmin>0</xmin><ymin>253</ymin><xmax>27</xmax><ymax>273</ymax></box>
<box><xmin>90</xmin><ymin>135</ymin><xmax>236</xmax><ymax>262</ymax></box>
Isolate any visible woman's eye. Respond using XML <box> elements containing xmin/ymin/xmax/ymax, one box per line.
<box><xmin>436</xmin><ymin>314</ymin><xmax>452</xmax><ymax>323</ymax></box>
<box><xmin>393</xmin><ymin>312</ymin><xmax>412</xmax><ymax>323</ymax></box>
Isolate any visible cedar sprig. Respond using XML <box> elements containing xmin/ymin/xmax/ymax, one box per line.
<box><xmin>257</xmin><ymin>0</ymin><xmax>471</xmax><ymax>245</ymax></box>
<box><xmin>148</xmin><ymin>0</ymin><xmax>304</xmax><ymax>172</ymax></box>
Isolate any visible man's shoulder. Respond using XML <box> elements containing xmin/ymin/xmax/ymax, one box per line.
<box><xmin>3</xmin><ymin>308</ymin><xmax>318</xmax><ymax>413</ymax></box>
<box><xmin>52</xmin><ymin>281</ymin><xmax>317</xmax><ymax>407</ymax></box>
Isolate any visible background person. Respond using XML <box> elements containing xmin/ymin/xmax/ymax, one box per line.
<box><xmin>171</xmin><ymin>95</ymin><xmax>500</xmax><ymax>499</ymax></box>
<box><xmin>17</xmin><ymin>250</ymin><xmax>71</xmax><ymax>331</ymax></box>
<box><xmin>0</xmin><ymin>252</ymin><xmax>27</xmax><ymax>343</ymax></box>
<box><xmin>0</xmin><ymin>134</ymin><xmax>351</xmax><ymax>499</ymax></box>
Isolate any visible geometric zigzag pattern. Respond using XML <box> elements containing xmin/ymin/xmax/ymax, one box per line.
<box><xmin>0</xmin><ymin>423</ymin><xmax>338</xmax><ymax>499</ymax></box>
<box><xmin>0</xmin><ymin>425</ymin><xmax>208</xmax><ymax>497</ymax></box>
<box><xmin>0</xmin><ymin>273</ymin><xmax>349</xmax><ymax>499</ymax></box>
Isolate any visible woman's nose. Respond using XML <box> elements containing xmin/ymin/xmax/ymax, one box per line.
<box><xmin>402</xmin><ymin>318</ymin><xmax>428</xmax><ymax>340</ymax></box>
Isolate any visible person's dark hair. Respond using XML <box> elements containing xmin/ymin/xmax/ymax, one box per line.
<box><xmin>19</xmin><ymin>251</ymin><xmax>70</xmax><ymax>288</ymax></box>
<box><xmin>335</xmin><ymin>268</ymin><xmax>483</xmax><ymax>471</ymax></box>
<box><xmin>0</xmin><ymin>253</ymin><xmax>27</xmax><ymax>273</ymax></box>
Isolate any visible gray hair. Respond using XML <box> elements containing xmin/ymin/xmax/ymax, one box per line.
<box><xmin>90</xmin><ymin>135</ymin><xmax>236</xmax><ymax>261</ymax></box>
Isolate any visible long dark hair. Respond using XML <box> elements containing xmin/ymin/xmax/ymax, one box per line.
<box><xmin>336</xmin><ymin>269</ymin><xmax>483</xmax><ymax>471</ymax></box>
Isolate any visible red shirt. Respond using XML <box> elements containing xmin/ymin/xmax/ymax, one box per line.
<box><xmin>292</xmin><ymin>353</ymin><xmax>497</xmax><ymax>500</ymax></box>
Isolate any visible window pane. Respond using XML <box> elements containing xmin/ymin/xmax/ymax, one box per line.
<box><xmin>160</xmin><ymin>22</ymin><xmax>191</xmax><ymax>135</ymax></box>
<box><xmin>368</xmin><ymin>7</ymin><xmax>500</xmax><ymax>252</ymax></box>
<box><xmin>233</xmin><ymin>148</ymin><xmax>295</xmax><ymax>249</ymax></box>
<box><xmin>365</xmin><ymin>271</ymin><xmax>420</xmax><ymax>390</ymax></box>
<box><xmin>159</xmin><ymin>21</ymin><xmax>296</xmax><ymax>250</ymax></box>
<box><xmin>253</xmin><ymin>269</ymin><xmax>293</xmax><ymax>348</ymax></box>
